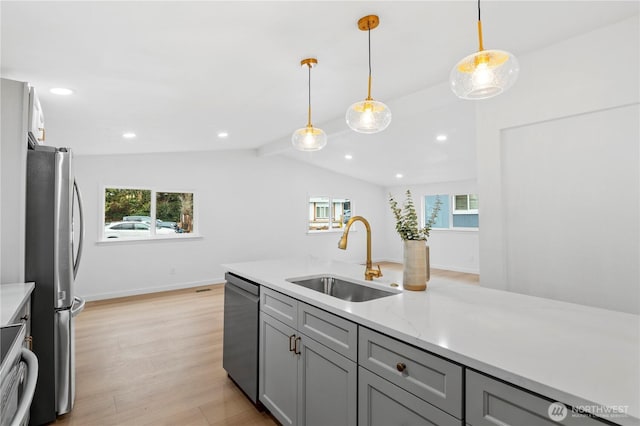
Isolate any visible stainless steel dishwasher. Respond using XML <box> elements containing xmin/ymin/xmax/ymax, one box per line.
<box><xmin>223</xmin><ymin>273</ymin><xmax>260</xmax><ymax>404</ymax></box>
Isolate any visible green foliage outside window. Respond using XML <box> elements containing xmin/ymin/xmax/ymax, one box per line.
<box><xmin>104</xmin><ymin>188</ymin><xmax>151</xmax><ymax>223</ymax></box>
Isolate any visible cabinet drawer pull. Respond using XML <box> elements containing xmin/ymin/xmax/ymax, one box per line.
<box><xmin>396</xmin><ymin>362</ymin><xmax>407</xmax><ymax>372</ymax></box>
<box><xmin>294</xmin><ymin>336</ymin><xmax>301</xmax><ymax>355</ymax></box>
<box><xmin>289</xmin><ymin>334</ymin><xmax>296</xmax><ymax>352</ymax></box>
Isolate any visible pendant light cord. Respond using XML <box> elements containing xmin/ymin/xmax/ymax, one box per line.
<box><xmin>307</xmin><ymin>64</ymin><xmax>312</xmax><ymax>127</ymax></box>
<box><xmin>477</xmin><ymin>0</ymin><xmax>484</xmax><ymax>51</ymax></box>
<box><xmin>366</xmin><ymin>25</ymin><xmax>373</xmax><ymax>100</ymax></box>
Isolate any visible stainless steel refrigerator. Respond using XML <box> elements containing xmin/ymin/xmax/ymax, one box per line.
<box><xmin>25</xmin><ymin>145</ymin><xmax>85</xmax><ymax>425</ymax></box>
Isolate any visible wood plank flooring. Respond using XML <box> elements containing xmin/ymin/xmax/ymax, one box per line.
<box><xmin>53</xmin><ymin>266</ymin><xmax>479</xmax><ymax>426</ymax></box>
<box><xmin>376</xmin><ymin>261</ymin><xmax>480</xmax><ymax>284</ymax></box>
<box><xmin>53</xmin><ymin>285</ymin><xmax>276</xmax><ymax>426</ymax></box>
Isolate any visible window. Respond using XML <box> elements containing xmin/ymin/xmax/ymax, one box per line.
<box><xmin>331</xmin><ymin>198</ymin><xmax>351</xmax><ymax>230</ymax></box>
<box><xmin>424</xmin><ymin>193</ymin><xmax>479</xmax><ymax>230</ymax></box>
<box><xmin>425</xmin><ymin>195</ymin><xmax>449</xmax><ymax>229</ymax></box>
<box><xmin>308</xmin><ymin>196</ymin><xmax>351</xmax><ymax>232</ymax></box>
<box><xmin>103</xmin><ymin>187</ymin><xmax>195</xmax><ymax>240</ymax></box>
<box><xmin>453</xmin><ymin>194</ymin><xmax>479</xmax><ymax>214</ymax></box>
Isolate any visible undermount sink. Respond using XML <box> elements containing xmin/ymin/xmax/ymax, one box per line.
<box><xmin>286</xmin><ymin>275</ymin><xmax>399</xmax><ymax>302</ymax></box>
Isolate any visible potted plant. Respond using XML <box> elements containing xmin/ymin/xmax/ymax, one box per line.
<box><xmin>389</xmin><ymin>190</ymin><xmax>442</xmax><ymax>291</ymax></box>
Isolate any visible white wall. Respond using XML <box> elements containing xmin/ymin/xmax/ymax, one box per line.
<box><xmin>385</xmin><ymin>180</ymin><xmax>479</xmax><ymax>274</ymax></box>
<box><xmin>477</xmin><ymin>16</ymin><xmax>639</xmax><ymax>314</ymax></box>
<box><xmin>74</xmin><ymin>150</ymin><xmax>387</xmax><ymax>300</ymax></box>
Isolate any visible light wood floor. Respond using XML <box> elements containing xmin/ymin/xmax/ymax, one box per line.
<box><xmin>53</xmin><ymin>266</ymin><xmax>478</xmax><ymax>426</ymax></box>
<box><xmin>377</xmin><ymin>262</ymin><xmax>480</xmax><ymax>284</ymax></box>
<box><xmin>53</xmin><ymin>285</ymin><xmax>276</xmax><ymax>426</ymax></box>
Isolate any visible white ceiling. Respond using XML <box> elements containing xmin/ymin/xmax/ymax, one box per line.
<box><xmin>2</xmin><ymin>1</ymin><xmax>638</xmax><ymax>187</ymax></box>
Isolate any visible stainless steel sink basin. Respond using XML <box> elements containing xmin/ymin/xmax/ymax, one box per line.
<box><xmin>286</xmin><ymin>275</ymin><xmax>398</xmax><ymax>302</ymax></box>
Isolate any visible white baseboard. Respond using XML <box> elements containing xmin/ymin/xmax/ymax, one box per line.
<box><xmin>81</xmin><ymin>278</ymin><xmax>225</xmax><ymax>302</ymax></box>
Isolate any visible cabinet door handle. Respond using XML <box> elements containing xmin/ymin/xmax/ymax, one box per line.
<box><xmin>289</xmin><ymin>334</ymin><xmax>296</xmax><ymax>352</ymax></box>
<box><xmin>294</xmin><ymin>336</ymin><xmax>301</xmax><ymax>355</ymax></box>
<box><xmin>396</xmin><ymin>362</ymin><xmax>407</xmax><ymax>372</ymax></box>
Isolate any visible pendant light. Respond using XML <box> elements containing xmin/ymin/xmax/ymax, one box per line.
<box><xmin>345</xmin><ymin>15</ymin><xmax>392</xmax><ymax>134</ymax></box>
<box><xmin>450</xmin><ymin>0</ymin><xmax>519</xmax><ymax>100</ymax></box>
<box><xmin>292</xmin><ymin>58</ymin><xmax>327</xmax><ymax>151</ymax></box>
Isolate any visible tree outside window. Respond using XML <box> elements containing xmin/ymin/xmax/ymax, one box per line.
<box><xmin>103</xmin><ymin>187</ymin><xmax>195</xmax><ymax>239</ymax></box>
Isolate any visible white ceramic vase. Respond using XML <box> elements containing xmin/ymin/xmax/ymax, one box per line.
<box><xmin>402</xmin><ymin>240</ymin><xmax>430</xmax><ymax>291</ymax></box>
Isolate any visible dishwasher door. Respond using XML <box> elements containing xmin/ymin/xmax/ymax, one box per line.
<box><xmin>223</xmin><ymin>273</ymin><xmax>260</xmax><ymax>404</ymax></box>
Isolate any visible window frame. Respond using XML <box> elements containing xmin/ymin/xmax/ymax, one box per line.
<box><xmin>452</xmin><ymin>194</ymin><xmax>479</xmax><ymax>215</ymax></box>
<box><xmin>307</xmin><ymin>195</ymin><xmax>353</xmax><ymax>234</ymax></box>
<box><xmin>423</xmin><ymin>193</ymin><xmax>479</xmax><ymax>231</ymax></box>
<box><xmin>100</xmin><ymin>185</ymin><xmax>199</xmax><ymax>242</ymax></box>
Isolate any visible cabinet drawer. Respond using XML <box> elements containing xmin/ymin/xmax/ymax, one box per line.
<box><xmin>466</xmin><ymin>370</ymin><xmax>610</xmax><ymax>426</ymax></box>
<box><xmin>260</xmin><ymin>287</ymin><xmax>297</xmax><ymax>328</ymax></box>
<box><xmin>359</xmin><ymin>367</ymin><xmax>462</xmax><ymax>426</ymax></box>
<box><xmin>298</xmin><ymin>302</ymin><xmax>358</xmax><ymax>361</ymax></box>
<box><xmin>359</xmin><ymin>327</ymin><xmax>463</xmax><ymax>419</ymax></box>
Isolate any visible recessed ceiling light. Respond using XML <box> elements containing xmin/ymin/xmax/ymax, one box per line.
<box><xmin>122</xmin><ymin>132</ymin><xmax>136</xmax><ymax>139</ymax></box>
<box><xmin>436</xmin><ymin>134</ymin><xmax>448</xmax><ymax>142</ymax></box>
<box><xmin>50</xmin><ymin>87</ymin><xmax>73</xmax><ymax>96</ymax></box>
<box><xmin>344</xmin><ymin>154</ymin><xmax>353</xmax><ymax>160</ymax></box>
<box><xmin>395</xmin><ymin>173</ymin><xmax>403</xmax><ymax>179</ymax></box>
<box><xmin>217</xmin><ymin>131</ymin><xmax>229</xmax><ymax>138</ymax></box>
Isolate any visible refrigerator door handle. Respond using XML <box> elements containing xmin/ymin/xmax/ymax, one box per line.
<box><xmin>72</xmin><ymin>180</ymin><xmax>84</xmax><ymax>279</ymax></box>
<box><xmin>71</xmin><ymin>296</ymin><xmax>85</xmax><ymax>318</ymax></box>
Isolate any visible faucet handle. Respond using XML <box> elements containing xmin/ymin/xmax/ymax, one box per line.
<box><xmin>370</xmin><ymin>264</ymin><xmax>382</xmax><ymax>278</ymax></box>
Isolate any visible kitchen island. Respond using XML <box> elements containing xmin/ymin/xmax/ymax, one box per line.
<box><xmin>223</xmin><ymin>257</ymin><xmax>639</xmax><ymax>426</ymax></box>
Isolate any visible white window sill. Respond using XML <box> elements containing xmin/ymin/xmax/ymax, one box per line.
<box><xmin>430</xmin><ymin>227</ymin><xmax>479</xmax><ymax>233</ymax></box>
<box><xmin>96</xmin><ymin>234</ymin><xmax>203</xmax><ymax>245</ymax></box>
<box><xmin>307</xmin><ymin>229</ymin><xmax>354</xmax><ymax>235</ymax></box>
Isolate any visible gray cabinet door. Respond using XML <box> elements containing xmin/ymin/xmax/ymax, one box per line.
<box><xmin>298</xmin><ymin>335</ymin><xmax>357</xmax><ymax>426</ymax></box>
<box><xmin>466</xmin><ymin>370</ymin><xmax>609</xmax><ymax>426</ymax></box>
<box><xmin>261</xmin><ymin>287</ymin><xmax>298</xmax><ymax>328</ymax></box>
<box><xmin>259</xmin><ymin>312</ymin><xmax>298</xmax><ymax>426</ymax></box>
<box><xmin>359</xmin><ymin>326</ymin><xmax>463</xmax><ymax>419</ymax></box>
<box><xmin>359</xmin><ymin>367</ymin><xmax>462</xmax><ymax>426</ymax></box>
<box><xmin>298</xmin><ymin>302</ymin><xmax>358</xmax><ymax>361</ymax></box>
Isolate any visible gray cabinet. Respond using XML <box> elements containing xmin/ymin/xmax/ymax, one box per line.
<box><xmin>261</xmin><ymin>287</ymin><xmax>297</xmax><ymax>327</ymax></box>
<box><xmin>466</xmin><ymin>370</ymin><xmax>610</xmax><ymax>426</ymax></box>
<box><xmin>359</xmin><ymin>367</ymin><xmax>462</xmax><ymax>426</ymax></box>
<box><xmin>359</xmin><ymin>327</ymin><xmax>464</xmax><ymax>421</ymax></box>
<box><xmin>298</xmin><ymin>334</ymin><xmax>357</xmax><ymax>426</ymax></box>
<box><xmin>298</xmin><ymin>302</ymin><xmax>358</xmax><ymax>360</ymax></box>
<box><xmin>259</xmin><ymin>287</ymin><xmax>357</xmax><ymax>426</ymax></box>
<box><xmin>260</xmin><ymin>311</ymin><xmax>298</xmax><ymax>426</ymax></box>
<box><xmin>0</xmin><ymin>79</ymin><xmax>29</xmax><ymax>284</ymax></box>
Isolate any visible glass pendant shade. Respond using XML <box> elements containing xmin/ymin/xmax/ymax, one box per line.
<box><xmin>291</xmin><ymin>125</ymin><xmax>327</xmax><ymax>151</ymax></box>
<box><xmin>345</xmin><ymin>99</ymin><xmax>392</xmax><ymax>133</ymax></box>
<box><xmin>450</xmin><ymin>49</ymin><xmax>519</xmax><ymax>99</ymax></box>
<box><xmin>292</xmin><ymin>57</ymin><xmax>326</xmax><ymax>152</ymax></box>
<box><xmin>346</xmin><ymin>15</ymin><xmax>391</xmax><ymax>134</ymax></box>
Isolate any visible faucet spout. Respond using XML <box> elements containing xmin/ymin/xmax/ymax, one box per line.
<box><xmin>337</xmin><ymin>216</ymin><xmax>383</xmax><ymax>281</ymax></box>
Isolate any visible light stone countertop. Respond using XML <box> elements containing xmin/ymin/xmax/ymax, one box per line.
<box><xmin>1</xmin><ymin>282</ymin><xmax>35</xmax><ymax>325</ymax></box>
<box><xmin>223</xmin><ymin>257</ymin><xmax>640</xmax><ymax>426</ymax></box>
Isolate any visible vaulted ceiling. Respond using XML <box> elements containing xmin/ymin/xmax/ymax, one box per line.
<box><xmin>2</xmin><ymin>1</ymin><xmax>637</xmax><ymax>186</ymax></box>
